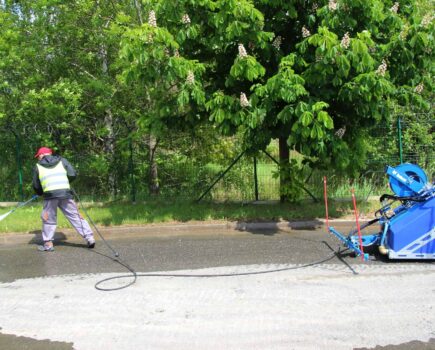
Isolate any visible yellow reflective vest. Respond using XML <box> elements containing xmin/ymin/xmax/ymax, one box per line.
<box><xmin>37</xmin><ymin>162</ymin><xmax>70</xmax><ymax>192</ymax></box>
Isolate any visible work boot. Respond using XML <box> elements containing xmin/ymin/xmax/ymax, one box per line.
<box><xmin>87</xmin><ymin>238</ymin><xmax>95</xmax><ymax>249</ymax></box>
<box><xmin>37</xmin><ymin>243</ymin><xmax>54</xmax><ymax>252</ymax></box>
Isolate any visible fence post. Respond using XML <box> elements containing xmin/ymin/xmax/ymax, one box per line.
<box><xmin>129</xmin><ymin>138</ymin><xmax>136</xmax><ymax>203</ymax></box>
<box><xmin>397</xmin><ymin>117</ymin><xmax>403</xmax><ymax>164</ymax></box>
<box><xmin>13</xmin><ymin>131</ymin><xmax>24</xmax><ymax>201</ymax></box>
<box><xmin>253</xmin><ymin>156</ymin><xmax>259</xmax><ymax>201</ymax></box>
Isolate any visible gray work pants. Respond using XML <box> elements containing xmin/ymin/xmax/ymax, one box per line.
<box><xmin>41</xmin><ymin>198</ymin><xmax>95</xmax><ymax>243</ymax></box>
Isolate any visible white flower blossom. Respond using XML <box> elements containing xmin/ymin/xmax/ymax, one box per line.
<box><xmin>182</xmin><ymin>14</ymin><xmax>191</xmax><ymax>25</ymax></box>
<box><xmin>376</xmin><ymin>60</ymin><xmax>387</xmax><ymax>76</ymax></box>
<box><xmin>148</xmin><ymin>10</ymin><xmax>157</xmax><ymax>27</ymax></box>
<box><xmin>414</xmin><ymin>83</ymin><xmax>424</xmax><ymax>94</ymax></box>
<box><xmin>273</xmin><ymin>36</ymin><xmax>282</xmax><ymax>50</ymax></box>
<box><xmin>238</xmin><ymin>43</ymin><xmax>248</xmax><ymax>59</ymax></box>
<box><xmin>335</xmin><ymin>126</ymin><xmax>346</xmax><ymax>138</ymax></box>
<box><xmin>240</xmin><ymin>92</ymin><xmax>251</xmax><ymax>108</ymax></box>
<box><xmin>328</xmin><ymin>0</ymin><xmax>337</xmax><ymax>11</ymax></box>
<box><xmin>302</xmin><ymin>26</ymin><xmax>311</xmax><ymax>38</ymax></box>
<box><xmin>186</xmin><ymin>71</ymin><xmax>195</xmax><ymax>85</ymax></box>
<box><xmin>341</xmin><ymin>32</ymin><xmax>350</xmax><ymax>49</ymax></box>
<box><xmin>421</xmin><ymin>14</ymin><xmax>434</xmax><ymax>27</ymax></box>
<box><xmin>390</xmin><ymin>2</ymin><xmax>399</xmax><ymax>14</ymax></box>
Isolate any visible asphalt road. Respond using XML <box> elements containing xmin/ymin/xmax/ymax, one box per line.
<box><xmin>0</xmin><ymin>225</ymin><xmax>362</xmax><ymax>282</ymax></box>
<box><xmin>0</xmin><ymin>225</ymin><xmax>434</xmax><ymax>350</ymax></box>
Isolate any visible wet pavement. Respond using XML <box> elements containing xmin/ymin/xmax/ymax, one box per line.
<box><xmin>0</xmin><ymin>223</ymin><xmax>389</xmax><ymax>283</ymax></box>
<box><xmin>0</xmin><ymin>225</ymin><xmax>359</xmax><ymax>282</ymax></box>
<box><xmin>0</xmin><ymin>224</ymin><xmax>434</xmax><ymax>349</ymax></box>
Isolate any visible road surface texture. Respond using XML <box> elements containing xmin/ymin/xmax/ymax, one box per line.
<box><xmin>0</xmin><ymin>223</ymin><xmax>434</xmax><ymax>350</ymax></box>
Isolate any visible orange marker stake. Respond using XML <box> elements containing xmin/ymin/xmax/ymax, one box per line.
<box><xmin>351</xmin><ymin>188</ymin><xmax>365</xmax><ymax>261</ymax></box>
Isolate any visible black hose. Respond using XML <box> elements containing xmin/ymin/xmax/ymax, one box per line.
<box><xmin>380</xmin><ymin>193</ymin><xmax>427</xmax><ymax>203</ymax></box>
<box><xmin>71</xmin><ymin>189</ymin><xmax>138</xmax><ymax>291</ymax></box>
<box><xmin>71</xmin><ymin>190</ymin><xmax>120</xmax><ymax>256</ymax></box>
<box><xmin>347</xmin><ymin>217</ymin><xmax>380</xmax><ymax>238</ymax></box>
<box><xmin>93</xmin><ymin>249</ymin><xmax>338</xmax><ymax>292</ymax></box>
<box><xmin>71</xmin><ymin>189</ymin><xmax>347</xmax><ymax>292</ymax></box>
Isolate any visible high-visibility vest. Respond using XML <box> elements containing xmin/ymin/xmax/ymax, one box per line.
<box><xmin>37</xmin><ymin>162</ymin><xmax>70</xmax><ymax>192</ymax></box>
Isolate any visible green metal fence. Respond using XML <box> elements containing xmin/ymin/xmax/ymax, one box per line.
<box><xmin>1</xmin><ymin>112</ymin><xmax>433</xmax><ymax>203</ymax></box>
<box><xmin>304</xmin><ymin>109</ymin><xmax>434</xmax><ymax>201</ymax></box>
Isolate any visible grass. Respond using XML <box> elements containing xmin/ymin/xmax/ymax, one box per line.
<box><xmin>203</xmin><ymin>162</ymin><xmax>391</xmax><ymax>202</ymax></box>
<box><xmin>0</xmin><ymin>199</ymin><xmax>380</xmax><ymax>234</ymax></box>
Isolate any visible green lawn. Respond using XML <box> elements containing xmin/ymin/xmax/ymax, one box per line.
<box><xmin>0</xmin><ymin>199</ymin><xmax>379</xmax><ymax>234</ymax></box>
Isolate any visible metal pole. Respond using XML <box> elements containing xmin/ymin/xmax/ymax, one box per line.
<box><xmin>13</xmin><ymin>131</ymin><xmax>24</xmax><ymax>201</ymax></box>
<box><xmin>129</xmin><ymin>138</ymin><xmax>136</xmax><ymax>203</ymax></box>
<box><xmin>397</xmin><ymin>117</ymin><xmax>403</xmax><ymax>164</ymax></box>
<box><xmin>253</xmin><ymin>156</ymin><xmax>259</xmax><ymax>201</ymax></box>
<box><xmin>197</xmin><ymin>151</ymin><xmax>245</xmax><ymax>202</ymax></box>
<box><xmin>261</xmin><ymin>150</ymin><xmax>318</xmax><ymax>202</ymax></box>
<box><xmin>262</xmin><ymin>150</ymin><xmax>279</xmax><ymax>165</ymax></box>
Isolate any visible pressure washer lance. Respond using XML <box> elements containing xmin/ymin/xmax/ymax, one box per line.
<box><xmin>0</xmin><ymin>195</ymin><xmax>39</xmax><ymax>222</ymax></box>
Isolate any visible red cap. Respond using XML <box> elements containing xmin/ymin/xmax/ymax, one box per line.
<box><xmin>34</xmin><ymin>147</ymin><xmax>53</xmax><ymax>158</ymax></box>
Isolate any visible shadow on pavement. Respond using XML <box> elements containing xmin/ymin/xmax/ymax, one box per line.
<box><xmin>27</xmin><ymin>231</ymin><xmax>71</xmax><ymax>246</ymax></box>
<box><xmin>234</xmin><ymin>219</ymin><xmax>323</xmax><ymax>235</ymax></box>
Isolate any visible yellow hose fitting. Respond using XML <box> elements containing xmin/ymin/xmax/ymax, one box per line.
<box><xmin>378</xmin><ymin>245</ymin><xmax>388</xmax><ymax>255</ymax></box>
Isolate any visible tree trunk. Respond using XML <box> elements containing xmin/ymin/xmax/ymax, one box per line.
<box><xmin>279</xmin><ymin>136</ymin><xmax>290</xmax><ymax>203</ymax></box>
<box><xmin>104</xmin><ymin>107</ymin><xmax>115</xmax><ymax>194</ymax></box>
<box><xmin>148</xmin><ymin>134</ymin><xmax>160</xmax><ymax>195</ymax></box>
<box><xmin>100</xmin><ymin>43</ymin><xmax>116</xmax><ymax>196</ymax></box>
<box><xmin>133</xmin><ymin>0</ymin><xmax>143</xmax><ymax>24</ymax></box>
<box><xmin>133</xmin><ymin>0</ymin><xmax>160</xmax><ymax>196</ymax></box>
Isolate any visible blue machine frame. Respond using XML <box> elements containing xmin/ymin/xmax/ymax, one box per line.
<box><xmin>328</xmin><ymin>163</ymin><xmax>435</xmax><ymax>260</ymax></box>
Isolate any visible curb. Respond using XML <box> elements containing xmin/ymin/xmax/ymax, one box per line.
<box><xmin>0</xmin><ymin>219</ymin><xmax>368</xmax><ymax>246</ymax></box>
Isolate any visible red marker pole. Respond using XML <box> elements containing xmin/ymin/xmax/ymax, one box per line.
<box><xmin>351</xmin><ymin>188</ymin><xmax>365</xmax><ymax>261</ymax></box>
<box><xmin>323</xmin><ymin>176</ymin><xmax>329</xmax><ymax>230</ymax></box>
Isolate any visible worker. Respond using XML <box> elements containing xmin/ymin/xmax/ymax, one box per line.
<box><xmin>32</xmin><ymin>146</ymin><xmax>95</xmax><ymax>252</ymax></box>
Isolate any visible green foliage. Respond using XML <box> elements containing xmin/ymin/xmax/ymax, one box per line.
<box><xmin>116</xmin><ymin>7</ymin><xmax>208</xmax><ymax>135</ymax></box>
<box><xmin>115</xmin><ymin>0</ymin><xmax>431</xmax><ymax>185</ymax></box>
<box><xmin>19</xmin><ymin>80</ymin><xmax>83</xmax><ymax>124</ymax></box>
<box><xmin>229</xmin><ymin>56</ymin><xmax>266</xmax><ymax>82</ymax></box>
<box><xmin>273</xmin><ymin>159</ymin><xmax>305</xmax><ymax>202</ymax></box>
<box><xmin>0</xmin><ymin>0</ymin><xmax>432</xmax><ymax>202</ymax></box>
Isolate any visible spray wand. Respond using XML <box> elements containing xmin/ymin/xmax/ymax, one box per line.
<box><xmin>0</xmin><ymin>195</ymin><xmax>39</xmax><ymax>222</ymax></box>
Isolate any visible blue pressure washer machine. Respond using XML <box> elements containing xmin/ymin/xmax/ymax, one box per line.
<box><xmin>328</xmin><ymin>163</ymin><xmax>435</xmax><ymax>260</ymax></box>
